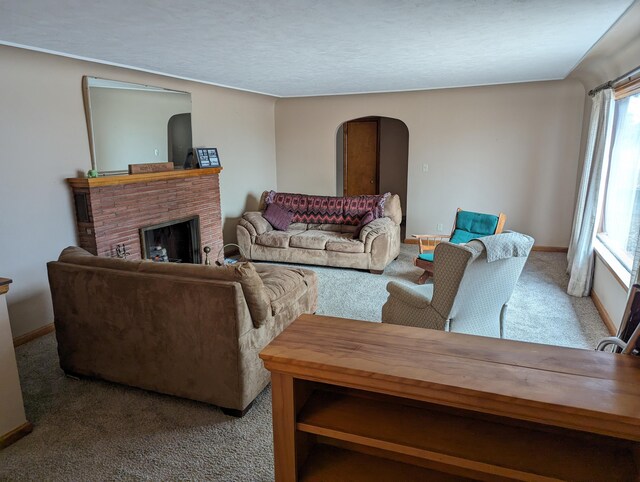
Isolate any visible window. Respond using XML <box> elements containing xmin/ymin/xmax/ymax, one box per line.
<box><xmin>598</xmin><ymin>86</ymin><xmax>640</xmax><ymax>271</ymax></box>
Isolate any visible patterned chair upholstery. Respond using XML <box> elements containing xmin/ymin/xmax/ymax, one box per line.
<box><xmin>382</xmin><ymin>232</ymin><xmax>534</xmax><ymax>338</ymax></box>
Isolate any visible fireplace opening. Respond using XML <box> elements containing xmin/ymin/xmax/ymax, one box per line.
<box><xmin>140</xmin><ymin>216</ymin><xmax>201</xmax><ymax>264</ymax></box>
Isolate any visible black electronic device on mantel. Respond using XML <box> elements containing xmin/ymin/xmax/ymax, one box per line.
<box><xmin>195</xmin><ymin>147</ymin><xmax>221</xmax><ymax>168</ymax></box>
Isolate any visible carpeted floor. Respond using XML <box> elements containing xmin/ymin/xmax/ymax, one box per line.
<box><xmin>312</xmin><ymin>246</ymin><xmax>608</xmax><ymax>348</ymax></box>
<box><xmin>0</xmin><ymin>246</ymin><xmax>608</xmax><ymax>480</ymax></box>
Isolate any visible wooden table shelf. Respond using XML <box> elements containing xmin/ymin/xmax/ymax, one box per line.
<box><xmin>297</xmin><ymin>389</ymin><xmax>636</xmax><ymax>482</ymax></box>
<box><xmin>299</xmin><ymin>444</ymin><xmax>466</xmax><ymax>482</ymax></box>
<box><xmin>260</xmin><ymin>315</ymin><xmax>640</xmax><ymax>481</ymax></box>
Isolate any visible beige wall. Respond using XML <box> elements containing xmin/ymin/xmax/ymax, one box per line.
<box><xmin>275</xmin><ymin>80</ymin><xmax>585</xmax><ymax>245</ymax></box>
<box><xmin>379</xmin><ymin>117</ymin><xmax>408</xmax><ymax>214</ymax></box>
<box><xmin>0</xmin><ymin>45</ymin><xmax>277</xmax><ymax>337</ymax></box>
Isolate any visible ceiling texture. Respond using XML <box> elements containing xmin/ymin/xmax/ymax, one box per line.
<box><xmin>0</xmin><ymin>0</ymin><xmax>634</xmax><ymax>97</ymax></box>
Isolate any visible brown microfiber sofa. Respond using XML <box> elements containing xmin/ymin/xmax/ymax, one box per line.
<box><xmin>237</xmin><ymin>191</ymin><xmax>402</xmax><ymax>273</ymax></box>
<box><xmin>47</xmin><ymin>246</ymin><xmax>317</xmax><ymax>416</ymax></box>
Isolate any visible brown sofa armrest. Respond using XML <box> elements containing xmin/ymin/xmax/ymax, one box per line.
<box><xmin>360</xmin><ymin>216</ymin><xmax>396</xmax><ymax>245</ymax></box>
<box><xmin>237</xmin><ymin>222</ymin><xmax>254</xmax><ymax>259</ymax></box>
<box><xmin>241</xmin><ymin>211</ymin><xmax>273</xmax><ymax>235</ymax></box>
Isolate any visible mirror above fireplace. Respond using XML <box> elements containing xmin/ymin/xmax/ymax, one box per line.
<box><xmin>82</xmin><ymin>76</ymin><xmax>193</xmax><ymax>175</ymax></box>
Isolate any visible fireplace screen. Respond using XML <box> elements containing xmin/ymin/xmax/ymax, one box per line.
<box><xmin>140</xmin><ymin>216</ymin><xmax>201</xmax><ymax>264</ymax></box>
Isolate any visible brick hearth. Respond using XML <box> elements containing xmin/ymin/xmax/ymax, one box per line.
<box><xmin>67</xmin><ymin>169</ymin><xmax>223</xmax><ymax>262</ymax></box>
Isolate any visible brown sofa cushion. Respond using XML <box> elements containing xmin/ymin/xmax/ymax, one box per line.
<box><xmin>256</xmin><ymin>231</ymin><xmax>296</xmax><ymax>248</ymax></box>
<box><xmin>289</xmin><ymin>222</ymin><xmax>308</xmax><ymax>231</ymax></box>
<box><xmin>289</xmin><ymin>231</ymin><xmax>333</xmax><ymax>250</ymax></box>
<box><xmin>307</xmin><ymin>224</ymin><xmax>343</xmax><ymax>232</ymax></box>
<box><xmin>289</xmin><ymin>231</ymin><xmax>365</xmax><ymax>253</ymax></box>
<box><xmin>326</xmin><ymin>234</ymin><xmax>365</xmax><ymax>253</ymax></box>
<box><xmin>254</xmin><ymin>264</ymin><xmax>311</xmax><ymax>316</ymax></box>
<box><xmin>234</xmin><ymin>263</ymin><xmax>271</xmax><ymax>326</ymax></box>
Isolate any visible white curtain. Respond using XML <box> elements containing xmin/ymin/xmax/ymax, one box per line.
<box><xmin>567</xmin><ymin>89</ymin><xmax>615</xmax><ymax>297</ymax></box>
<box><xmin>632</xmin><ymin>231</ymin><xmax>640</xmax><ymax>287</ymax></box>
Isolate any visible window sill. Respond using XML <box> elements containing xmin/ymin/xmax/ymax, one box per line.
<box><xmin>593</xmin><ymin>238</ymin><xmax>631</xmax><ymax>290</ymax></box>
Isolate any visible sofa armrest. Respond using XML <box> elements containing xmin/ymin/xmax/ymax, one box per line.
<box><xmin>359</xmin><ymin>216</ymin><xmax>396</xmax><ymax>243</ymax></box>
<box><xmin>241</xmin><ymin>211</ymin><xmax>273</xmax><ymax>235</ymax></box>
<box><xmin>360</xmin><ymin>217</ymin><xmax>397</xmax><ymax>255</ymax></box>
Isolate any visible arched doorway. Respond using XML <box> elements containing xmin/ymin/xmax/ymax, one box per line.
<box><xmin>336</xmin><ymin>116</ymin><xmax>409</xmax><ymax>231</ymax></box>
<box><xmin>167</xmin><ymin>113</ymin><xmax>192</xmax><ymax>168</ymax></box>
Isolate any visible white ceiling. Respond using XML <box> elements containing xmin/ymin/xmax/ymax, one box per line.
<box><xmin>0</xmin><ymin>0</ymin><xmax>634</xmax><ymax>97</ymax></box>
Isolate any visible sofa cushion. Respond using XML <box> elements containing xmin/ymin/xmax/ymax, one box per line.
<box><xmin>307</xmin><ymin>223</ymin><xmax>343</xmax><ymax>232</ymax></box>
<box><xmin>289</xmin><ymin>222</ymin><xmax>308</xmax><ymax>231</ymax></box>
<box><xmin>269</xmin><ymin>282</ymin><xmax>309</xmax><ymax>316</ymax></box>
<box><xmin>263</xmin><ymin>203</ymin><xmax>293</xmax><ymax>231</ymax></box>
<box><xmin>255</xmin><ymin>265</ymin><xmax>305</xmax><ymax>298</ymax></box>
<box><xmin>234</xmin><ymin>263</ymin><xmax>272</xmax><ymax>327</ymax></box>
<box><xmin>256</xmin><ymin>231</ymin><xmax>295</xmax><ymax>248</ymax></box>
<box><xmin>290</xmin><ymin>231</ymin><xmax>333</xmax><ymax>250</ymax></box>
<box><xmin>254</xmin><ymin>264</ymin><xmax>310</xmax><ymax>316</ymax></box>
<box><xmin>326</xmin><ymin>233</ymin><xmax>365</xmax><ymax>253</ymax></box>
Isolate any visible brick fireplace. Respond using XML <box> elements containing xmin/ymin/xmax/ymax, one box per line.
<box><xmin>67</xmin><ymin>169</ymin><xmax>223</xmax><ymax>263</ymax></box>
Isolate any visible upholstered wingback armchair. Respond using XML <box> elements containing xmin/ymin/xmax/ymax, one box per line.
<box><xmin>382</xmin><ymin>232</ymin><xmax>534</xmax><ymax>338</ymax></box>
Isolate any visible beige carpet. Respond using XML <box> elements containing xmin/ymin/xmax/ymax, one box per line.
<box><xmin>0</xmin><ymin>246</ymin><xmax>609</xmax><ymax>480</ymax></box>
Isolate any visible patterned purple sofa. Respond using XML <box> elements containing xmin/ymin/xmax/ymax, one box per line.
<box><xmin>237</xmin><ymin>191</ymin><xmax>402</xmax><ymax>273</ymax></box>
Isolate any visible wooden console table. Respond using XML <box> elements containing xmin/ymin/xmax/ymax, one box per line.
<box><xmin>260</xmin><ymin>314</ymin><xmax>640</xmax><ymax>481</ymax></box>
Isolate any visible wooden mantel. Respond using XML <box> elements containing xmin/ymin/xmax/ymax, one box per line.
<box><xmin>66</xmin><ymin>167</ymin><xmax>223</xmax><ymax>188</ymax></box>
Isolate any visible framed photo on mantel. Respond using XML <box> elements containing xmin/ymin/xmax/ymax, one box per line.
<box><xmin>195</xmin><ymin>148</ymin><xmax>221</xmax><ymax>168</ymax></box>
